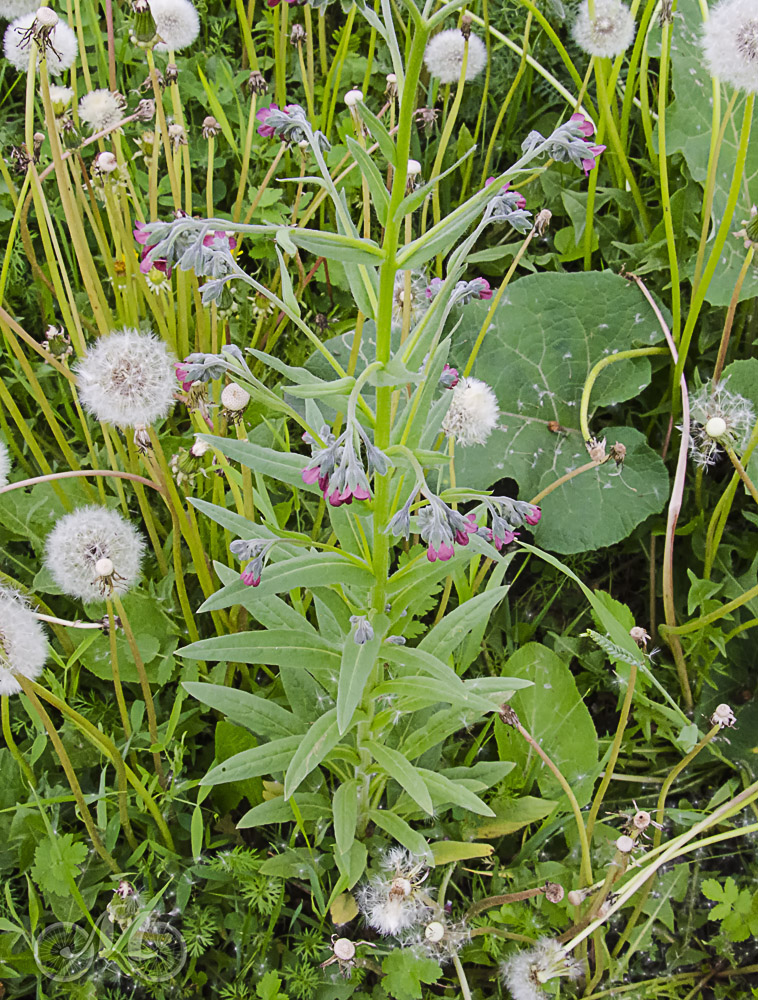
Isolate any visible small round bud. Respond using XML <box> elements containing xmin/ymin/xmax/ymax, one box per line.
<box><xmin>544</xmin><ymin>882</ymin><xmax>565</xmax><ymax>904</ymax></box>
<box><xmin>615</xmin><ymin>835</ymin><xmax>635</xmax><ymax>854</ymax></box>
<box><xmin>333</xmin><ymin>938</ymin><xmax>355</xmax><ymax>961</ymax></box>
<box><xmin>386</xmin><ymin>73</ymin><xmax>397</xmax><ymax>84</ymax></box>
<box><xmin>35</xmin><ymin>7</ymin><xmax>58</xmax><ymax>27</ymax></box>
<box><xmin>344</xmin><ymin>88</ymin><xmax>363</xmax><ymax>107</ymax></box>
<box><xmin>221</xmin><ymin>383</ymin><xmax>250</xmax><ymax>413</ymax></box>
<box><xmin>710</xmin><ymin>703</ymin><xmax>736</xmax><ymax>728</ymax></box>
<box><xmin>424</xmin><ymin>921</ymin><xmax>445</xmax><ymax>943</ymax></box>
<box><xmin>567</xmin><ymin>890</ymin><xmax>584</xmax><ymax>907</ymax></box>
<box><xmin>95</xmin><ymin>151</ymin><xmax>118</xmax><ymax>173</ymax></box>
<box><xmin>632</xmin><ymin>810</ymin><xmax>651</xmax><ymax>831</ymax></box>
<box><xmin>705</xmin><ymin>416</ymin><xmax>727</xmax><ymax>439</ymax></box>
<box><xmin>95</xmin><ymin>557</ymin><xmax>115</xmax><ymax>578</ymax></box>
<box><xmin>407</xmin><ymin>159</ymin><xmax>422</xmax><ymax>176</ymax></box>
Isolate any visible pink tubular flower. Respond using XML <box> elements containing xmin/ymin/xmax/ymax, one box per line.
<box><xmin>241</xmin><ymin>564</ymin><xmax>261</xmax><ymax>587</ymax></box>
<box><xmin>570</xmin><ymin>112</ymin><xmax>595</xmax><ymax>138</ymax></box>
<box><xmin>524</xmin><ymin>506</ymin><xmax>542</xmax><ymax>525</ymax></box>
<box><xmin>485</xmin><ymin>177</ymin><xmax>527</xmax><ymax>210</ymax></box>
<box><xmin>454</xmin><ymin>513</ymin><xmax>479</xmax><ymax>545</ymax></box>
<box><xmin>581</xmin><ymin>144</ymin><xmax>606</xmax><ymax>176</ymax></box>
<box><xmin>475</xmin><ymin>278</ymin><xmax>493</xmax><ymax>300</ymax></box>
<box><xmin>488</xmin><ymin>527</ymin><xmax>519</xmax><ymax>550</ymax></box>
<box><xmin>427</xmin><ymin>540</ymin><xmax>455</xmax><ymax>563</ymax></box>
<box><xmin>174</xmin><ymin>362</ymin><xmax>193</xmax><ymax>392</ymax></box>
<box><xmin>301</xmin><ymin>466</ymin><xmax>321</xmax><ymax>485</ymax></box>
<box><xmin>203</xmin><ymin>231</ymin><xmax>238</xmax><ymax>252</ymax></box>
<box><xmin>133</xmin><ymin>220</ymin><xmax>151</xmax><ymax>245</ymax></box>
<box><xmin>440</xmin><ymin>364</ymin><xmax>459</xmax><ymax>389</ymax></box>
<box><xmin>135</xmin><ymin>221</ymin><xmax>172</xmax><ymax>279</ymax></box>
<box><xmin>256</xmin><ymin>104</ymin><xmax>280</xmax><ymax>137</ymax></box>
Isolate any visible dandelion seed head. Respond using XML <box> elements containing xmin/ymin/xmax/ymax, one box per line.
<box><xmin>78</xmin><ymin>88</ymin><xmax>126</xmax><ymax>132</ymax></box>
<box><xmin>75</xmin><ymin>328</ymin><xmax>176</xmax><ymax>430</ymax></box>
<box><xmin>150</xmin><ymin>0</ymin><xmax>200</xmax><ymax>52</ymax></box>
<box><xmin>688</xmin><ymin>377</ymin><xmax>754</xmax><ymax>469</ymax></box>
<box><xmin>424</xmin><ymin>29</ymin><xmax>487</xmax><ymax>83</ymax></box>
<box><xmin>392</xmin><ymin>270</ymin><xmax>429</xmax><ymax>329</ymax></box>
<box><xmin>47</xmin><ymin>82</ymin><xmax>73</xmax><ymax>113</ymax></box>
<box><xmin>4</xmin><ymin>10</ymin><xmax>78</xmax><ymax>74</ymax></box>
<box><xmin>0</xmin><ymin>441</ymin><xmax>10</xmax><ymax>487</ymax></box>
<box><xmin>703</xmin><ymin>0</ymin><xmax>758</xmax><ymax>94</ymax></box>
<box><xmin>441</xmin><ymin>375</ymin><xmax>500</xmax><ymax>446</ymax></box>
<box><xmin>44</xmin><ymin>506</ymin><xmax>145</xmax><ymax>603</ymax></box>
<box><xmin>572</xmin><ymin>0</ymin><xmax>636</xmax><ymax>58</ymax></box>
<box><xmin>0</xmin><ymin>588</ymin><xmax>47</xmax><ymax>695</ymax></box>
<box><xmin>500</xmin><ymin>939</ymin><xmax>582</xmax><ymax>1000</ymax></box>
<box><xmin>356</xmin><ymin>877</ymin><xmax>430</xmax><ymax>936</ymax></box>
<box><xmin>0</xmin><ymin>0</ymin><xmax>39</xmax><ymax>19</ymax></box>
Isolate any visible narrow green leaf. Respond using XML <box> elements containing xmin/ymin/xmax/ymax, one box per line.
<box><xmin>201</xmin><ymin>736</ymin><xmax>301</xmax><ymax>785</ymax></box>
<box><xmin>197</xmin><ymin>434</ymin><xmax>314</xmax><ymax>491</ymax></box>
<box><xmin>333</xmin><ymin>780</ymin><xmax>359</xmax><ymax>857</ymax></box>
<box><xmin>191</xmin><ymin>804</ymin><xmax>203</xmax><ymax>859</ymax></box>
<box><xmin>357</xmin><ymin>100</ymin><xmax>397</xmax><ymax>166</ymax></box>
<box><xmin>365</xmin><ymin>740</ymin><xmax>434</xmax><ymax>815</ymax></box>
<box><xmin>178</xmin><ymin>630</ymin><xmax>341</xmax><ymax>674</ymax></box>
<box><xmin>345</xmin><ymin>136</ymin><xmax>390</xmax><ymax>226</ymax></box>
<box><xmin>367</xmin><ymin>809</ymin><xmax>429</xmax><ymax>858</ymax></box>
<box><xmin>287</xmin><ymin>228</ymin><xmax>385</xmax><ymax>265</ymax></box>
<box><xmin>393</xmin><ymin>146</ymin><xmax>476</xmax><ymax>221</ymax></box>
<box><xmin>276</xmin><ymin>245</ymin><xmax>301</xmax><ymax>318</ymax></box>
<box><xmin>419</xmin><ymin>586</ymin><xmax>509</xmax><ymax>661</ymax></box>
<box><xmin>237</xmin><ymin>794</ymin><xmax>330</xmax><ymax>828</ymax></box>
<box><xmin>429</xmin><ymin>841</ymin><xmax>494</xmax><ymax>865</ymax></box>
<box><xmin>337</xmin><ymin>615</ymin><xmax>387</xmax><ymax>733</ymax></box>
<box><xmin>196</xmin><ymin>66</ymin><xmax>239</xmax><ymax>155</ymax></box>
<box><xmin>183</xmin><ymin>682</ymin><xmax>304</xmax><ymax>739</ymax></box>
<box><xmin>416</xmin><ymin>768</ymin><xmax>495</xmax><ymax>817</ymax></box>
<box><xmin>284</xmin><ymin>708</ymin><xmax>344</xmax><ymax>798</ymax></box>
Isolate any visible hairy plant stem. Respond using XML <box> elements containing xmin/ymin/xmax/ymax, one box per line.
<box><xmin>464</xmin><ymin>885</ymin><xmax>546</xmax><ymax>920</ymax></box>
<box><xmin>17</xmin><ymin>675</ymin><xmax>120</xmax><ymax>873</ymax></box>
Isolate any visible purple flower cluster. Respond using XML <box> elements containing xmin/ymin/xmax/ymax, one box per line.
<box><xmin>522</xmin><ymin>113</ymin><xmax>605</xmax><ymax>177</ymax></box>
<box><xmin>426</xmin><ymin>276</ymin><xmax>494</xmax><ymax>305</ymax></box>
<box><xmin>478</xmin><ymin>497</ymin><xmax>541</xmax><ymax>550</ymax></box>
<box><xmin>230</xmin><ymin>538</ymin><xmax>276</xmax><ymax>588</ymax></box>
<box><xmin>301</xmin><ymin>422</ymin><xmax>389</xmax><ymax>508</ymax></box>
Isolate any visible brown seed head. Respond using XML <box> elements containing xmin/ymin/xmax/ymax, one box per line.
<box><xmin>498</xmin><ymin>703</ymin><xmax>520</xmax><ymax>728</ymax></box>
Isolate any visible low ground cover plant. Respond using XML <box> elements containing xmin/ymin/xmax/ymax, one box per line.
<box><xmin>0</xmin><ymin>0</ymin><xmax>757</xmax><ymax>997</ymax></box>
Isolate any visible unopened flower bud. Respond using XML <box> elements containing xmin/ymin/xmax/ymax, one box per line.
<box><xmin>290</xmin><ymin>23</ymin><xmax>306</xmax><ymax>45</ymax></box>
<box><xmin>710</xmin><ymin>703</ymin><xmax>736</xmax><ymax>729</ymax></box>
<box><xmin>95</xmin><ymin>151</ymin><xmax>118</xmax><ymax>174</ymax></box>
<box><xmin>60</xmin><ymin>117</ymin><xmax>82</xmax><ymax>150</ymax></box>
<box><xmin>247</xmin><ymin>70</ymin><xmax>268</xmax><ymax>95</ymax></box>
<box><xmin>498</xmin><ymin>703</ymin><xmax>520</xmax><ymax>728</ymax></box>
<box><xmin>705</xmin><ymin>416</ymin><xmax>727</xmax><ymax>439</ymax></box>
<box><xmin>131</xmin><ymin>0</ymin><xmax>157</xmax><ymax>45</ymax></box>
<box><xmin>165</xmin><ymin>62</ymin><xmax>178</xmax><ymax>85</ymax></box>
<box><xmin>567</xmin><ymin>889</ymin><xmax>585</xmax><ymax>906</ymax></box>
<box><xmin>460</xmin><ymin>12</ymin><xmax>472</xmax><ymax>38</ymax></box>
<box><xmin>134</xmin><ymin>98</ymin><xmax>156</xmax><ymax>122</ymax></box>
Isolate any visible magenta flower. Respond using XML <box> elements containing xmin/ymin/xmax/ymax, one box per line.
<box><xmin>174</xmin><ymin>362</ymin><xmax>193</xmax><ymax>392</ymax></box>
<box><xmin>203</xmin><ymin>231</ymin><xmax>238</xmax><ymax>252</ymax></box>
<box><xmin>133</xmin><ymin>220</ymin><xmax>151</xmax><ymax>245</ymax></box>
<box><xmin>427</xmin><ymin>540</ymin><xmax>455</xmax><ymax>563</ymax></box>
<box><xmin>581</xmin><ymin>145</ymin><xmax>606</xmax><ymax>176</ymax></box>
<box><xmin>570</xmin><ymin>112</ymin><xmax>595</xmax><ymax>138</ymax></box>
<box><xmin>485</xmin><ymin>177</ymin><xmax>527</xmax><ymax>211</ymax></box>
<box><xmin>440</xmin><ymin>364</ymin><xmax>459</xmax><ymax>389</ymax></box>
<box><xmin>475</xmin><ymin>278</ymin><xmax>493</xmax><ymax>300</ymax></box>
<box><xmin>487</xmin><ymin>527</ymin><xmax>520</xmax><ymax>550</ymax></box>
<box><xmin>524</xmin><ymin>506</ymin><xmax>542</xmax><ymax>525</ymax></box>
<box><xmin>256</xmin><ymin>104</ymin><xmax>280</xmax><ymax>137</ymax></box>
<box><xmin>241</xmin><ymin>564</ymin><xmax>262</xmax><ymax>587</ymax></box>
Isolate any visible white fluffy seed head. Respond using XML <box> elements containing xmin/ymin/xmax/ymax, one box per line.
<box><xmin>572</xmin><ymin>0</ymin><xmax>636</xmax><ymax>58</ymax></box>
<box><xmin>424</xmin><ymin>29</ymin><xmax>487</xmax><ymax>83</ymax></box>
<box><xmin>220</xmin><ymin>382</ymin><xmax>250</xmax><ymax>412</ymax></box>
<box><xmin>703</xmin><ymin>0</ymin><xmax>758</xmax><ymax>94</ymax></box>
<box><xmin>44</xmin><ymin>506</ymin><xmax>145</xmax><ymax>603</ymax></box>
<box><xmin>0</xmin><ymin>588</ymin><xmax>47</xmax><ymax>695</ymax></box>
<box><xmin>78</xmin><ymin>88</ymin><xmax>126</xmax><ymax>132</ymax></box>
<box><xmin>34</xmin><ymin>5</ymin><xmax>56</xmax><ymax>26</ymax></box>
<box><xmin>0</xmin><ymin>0</ymin><xmax>40</xmax><ymax>20</ymax></box>
<box><xmin>0</xmin><ymin>440</ymin><xmax>10</xmax><ymax>487</ymax></box>
<box><xmin>47</xmin><ymin>82</ymin><xmax>73</xmax><ymax>113</ymax></box>
<box><xmin>356</xmin><ymin>876</ymin><xmax>429</xmax><ymax>936</ymax></box>
<box><xmin>75</xmin><ymin>328</ymin><xmax>176</xmax><ymax>430</ymax></box>
<box><xmin>441</xmin><ymin>376</ymin><xmax>500</xmax><ymax>446</ymax></box>
<box><xmin>150</xmin><ymin>0</ymin><xmax>200</xmax><ymax>52</ymax></box>
<box><xmin>94</xmin><ymin>150</ymin><xmax>118</xmax><ymax>173</ymax></box>
<box><xmin>3</xmin><ymin>10</ymin><xmax>78</xmax><ymax>73</ymax></box>
<box><xmin>689</xmin><ymin>378</ymin><xmax>754</xmax><ymax>469</ymax></box>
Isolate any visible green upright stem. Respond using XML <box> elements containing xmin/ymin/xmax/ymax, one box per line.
<box><xmin>586</xmin><ymin>662</ymin><xmax>637</xmax><ymax>841</ymax></box>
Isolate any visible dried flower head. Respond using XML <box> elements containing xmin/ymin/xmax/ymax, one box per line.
<box><xmin>44</xmin><ymin>506</ymin><xmax>145</xmax><ymax>603</ymax></box>
<box><xmin>500</xmin><ymin>939</ymin><xmax>582</xmax><ymax>1000</ymax></box>
<box><xmin>47</xmin><ymin>83</ymin><xmax>73</xmax><ymax>114</ymax></box>
<box><xmin>4</xmin><ymin>10</ymin><xmax>78</xmax><ymax>74</ymax></box>
<box><xmin>734</xmin><ymin>205</ymin><xmax>758</xmax><ymax>247</ymax></box>
<box><xmin>76</xmin><ymin>328</ymin><xmax>176</xmax><ymax>431</ymax></box>
<box><xmin>78</xmin><ymin>89</ymin><xmax>126</xmax><ymax>132</ymax></box>
<box><xmin>93</xmin><ymin>150</ymin><xmax>119</xmax><ymax>175</ymax></box>
<box><xmin>424</xmin><ymin>28</ymin><xmax>487</xmax><ymax>83</ymax></box>
<box><xmin>630</xmin><ymin>625</ymin><xmax>651</xmax><ymax>649</ymax></box>
<box><xmin>356</xmin><ymin>850</ymin><xmax>431</xmax><ymax>937</ymax></box>
<box><xmin>202</xmin><ymin>115</ymin><xmax>220</xmax><ymax>138</ymax></box>
<box><xmin>710</xmin><ymin>702</ymin><xmax>737</xmax><ymax>728</ymax></box>
<box><xmin>0</xmin><ymin>440</ymin><xmax>10</xmax><ymax>487</ymax></box>
<box><xmin>220</xmin><ymin>382</ymin><xmax>250</xmax><ymax>415</ymax></box>
<box><xmin>150</xmin><ymin>0</ymin><xmax>200</xmax><ymax>51</ymax></box>
<box><xmin>688</xmin><ymin>378</ymin><xmax>754</xmax><ymax>468</ymax></box>
<box><xmin>0</xmin><ymin>587</ymin><xmax>47</xmax><ymax>695</ymax></box>
<box><xmin>441</xmin><ymin>376</ymin><xmax>500</xmax><ymax>446</ymax></box>
<box><xmin>703</xmin><ymin>0</ymin><xmax>758</xmax><ymax>95</ymax></box>
<box><xmin>572</xmin><ymin>0</ymin><xmax>636</xmax><ymax>58</ymax></box>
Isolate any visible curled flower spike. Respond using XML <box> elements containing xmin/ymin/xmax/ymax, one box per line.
<box><xmin>484</xmin><ymin>184</ymin><xmax>533</xmax><ymax>232</ymax></box>
<box><xmin>475</xmin><ymin>496</ymin><xmax>540</xmax><ymax>550</ymax></box>
<box><xmin>256</xmin><ymin>102</ymin><xmax>330</xmax><ymax>151</ymax></box>
<box><xmin>301</xmin><ymin>419</ymin><xmax>390</xmax><ymax>507</ymax></box>
<box><xmin>416</xmin><ymin>496</ymin><xmax>478</xmax><ymax>562</ymax></box>
<box><xmin>230</xmin><ymin>538</ymin><xmax>277</xmax><ymax>588</ymax></box>
<box><xmin>522</xmin><ymin>114</ymin><xmax>606</xmax><ymax>176</ymax></box>
<box><xmin>349</xmin><ymin>615</ymin><xmax>374</xmax><ymax>645</ymax></box>
<box><xmin>485</xmin><ymin>177</ymin><xmax>527</xmax><ymax>210</ymax></box>
<box><xmin>440</xmin><ymin>364</ymin><xmax>459</xmax><ymax>389</ymax></box>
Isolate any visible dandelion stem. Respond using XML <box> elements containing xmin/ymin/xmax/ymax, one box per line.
<box><xmin>713</xmin><ymin>247</ymin><xmax>754</xmax><ymax>384</ymax></box>
<box><xmin>1</xmin><ymin>694</ymin><xmax>36</xmax><ymax>788</ymax></box>
<box><xmin>0</xmin><ymin>469</ymin><xmax>164</xmax><ymax>496</ymax></box>
<box><xmin>452</xmin><ymin>954</ymin><xmax>473</xmax><ymax>1000</ymax></box>
<box><xmin>579</xmin><ymin>348</ymin><xmax>668</xmax><ymax>442</ymax></box>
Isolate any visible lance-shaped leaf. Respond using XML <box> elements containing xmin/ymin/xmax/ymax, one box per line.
<box><xmin>178</xmin><ymin>630</ymin><xmax>341</xmax><ymax>673</ymax></box>
<box><xmin>337</xmin><ymin>614</ymin><xmax>388</xmax><ymax>733</ymax></box>
<box><xmin>183</xmin><ymin>682</ymin><xmax>304</xmax><ymax>739</ymax></box>
<box><xmin>364</xmin><ymin>740</ymin><xmax>434</xmax><ymax>815</ymax></box>
<box><xmin>286</xmin><ymin>227</ymin><xmax>385</xmax><ymax>265</ymax></box>
<box><xmin>284</xmin><ymin>708</ymin><xmax>349</xmax><ymax>798</ymax></box>
<box><xmin>201</xmin><ymin>736</ymin><xmax>302</xmax><ymax>785</ymax></box>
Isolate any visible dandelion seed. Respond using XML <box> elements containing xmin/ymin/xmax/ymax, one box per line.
<box><xmin>0</xmin><ymin>441</ymin><xmax>10</xmax><ymax>487</ymax></box>
<box><xmin>0</xmin><ymin>587</ymin><xmax>47</xmax><ymax>695</ymax></box>
<box><xmin>441</xmin><ymin>376</ymin><xmax>500</xmax><ymax>446</ymax></box>
<box><xmin>356</xmin><ymin>850</ymin><xmax>431</xmax><ymax>937</ymax></box>
<box><xmin>78</xmin><ymin>89</ymin><xmax>126</xmax><ymax>132</ymax></box>
<box><xmin>75</xmin><ymin>328</ymin><xmax>177</xmax><ymax>431</ymax></box>
<box><xmin>0</xmin><ymin>0</ymin><xmax>39</xmax><ymax>19</ymax></box>
<box><xmin>424</xmin><ymin>28</ymin><xmax>487</xmax><ymax>83</ymax></box>
<box><xmin>150</xmin><ymin>0</ymin><xmax>200</xmax><ymax>52</ymax></box>
<box><xmin>44</xmin><ymin>506</ymin><xmax>145</xmax><ymax>604</ymax></box>
<box><xmin>4</xmin><ymin>10</ymin><xmax>78</xmax><ymax>74</ymax></box>
<box><xmin>572</xmin><ymin>0</ymin><xmax>636</xmax><ymax>58</ymax></box>
<box><xmin>703</xmin><ymin>0</ymin><xmax>758</xmax><ymax>94</ymax></box>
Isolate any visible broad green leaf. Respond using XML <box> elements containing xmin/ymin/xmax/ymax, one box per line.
<box><xmin>31</xmin><ymin>834</ymin><xmax>88</xmax><ymax>898</ymax></box>
<box><xmin>382</xmin><ymin>949</ymin><xmax>442</xmax><ymax>1000</ymax></box>
<box><xmin>419</xmin><ymin>586</ymin><xmax>509</xmax><ymax>661</ymax></box>
<box><xmin>365</xmin><ymin>740</ymin><xmax>434</xmax><ymax>815</ymax></box>
<box><xmin>333</xmin><ymin>780</ymin><xmax>359</xmax><ymax>857</ymax></box>
<box><xmin>237</xmin><ymin>794</ymin><xmax>330</xmax><ymax>828</ymax></box>
<box><xmin>415</xmin><ymin>768</ymin><xmax>495</xmax><ymax>817</ymax></box>
<box><xmin>201</xmin><ymin>736</ymin><xmax>302</xmax><ymax>785</ymax></box>
<box><xmin>449</xmin><ymin>272</ymin><xmax>670</xmax><ymax>553</ymax></box>
<box><xmin>199</xmin><ymin>554</ymin><xmax>373</xmax><ymax>612</ymax></box>
<box><xmin>495</xmin><ymin>643</ymin><xmax>598</xmax><ymax>805</ymax></box>
<box><xmin>367</xmin><ymin>809</ymin><xmax>429</xmax><ymax>858</ymax></box>
<box><xmin>663</xmin><ymin>0</ymin><xmax>758</xmax><ymax>306</ymax></box>
<box><xmin>183</xmin><ymin>682</ymin><xmax>304</xmax><ymax>739</ymax></box>
<box><xmin>337</xmin><ymin>616</ymin><xmax>387</xmax><ymax>733</ymax></box>
<box><xmin>429</xmin><ymin>841</ymin><xmax>494</xmax><ymax>865</ymax></box>
<box><xmin>473</xmin><ymin>795</ymin><xmax>558</xmax><ymax>838</ymax></box>
<box><xmin>284</xmin><ymin>709</ymin><xmax>344</xmax><ymax>798</ymax></box>
<box><xmin>178</xmin><ymin>630</ymin><xmax>341</xmax><ymax>673</ymax></box>
<box><xmin>213</xmin><ymin>721</ymin><xmax>262</xmax><ymax>813</ymax></box>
